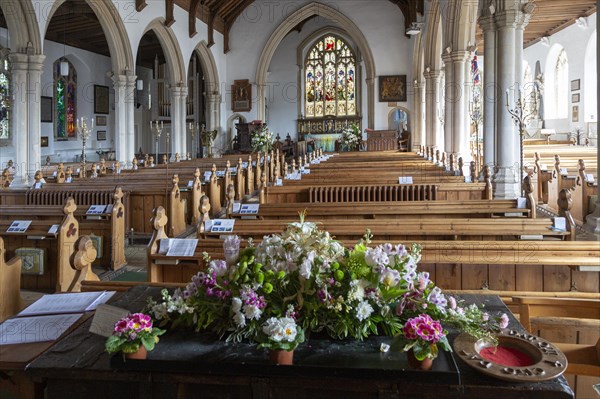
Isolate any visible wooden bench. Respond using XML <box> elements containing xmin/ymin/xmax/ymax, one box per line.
<box><xmin>244</xmin><ymin>199</ymin><xmax>531</xmax><ymax>220</ymax></box>
<box><xmin>0</xmin><ymin>236</ymin><xmax>22</xmax><ymax>322</ymax></box>
<box><xmin>513</xmin><ymin>296</ymin><xmax>600</xmax><ymax>398</ymax></box>
<box><xmin>0</xmin><ymin>187</ymin><xmax>127</xmax><ymax>270</ymax></box>
<box><xmin>0</xmin><ymin>198</ymin><xmax>100</xmax><ymax>292</ymax></box>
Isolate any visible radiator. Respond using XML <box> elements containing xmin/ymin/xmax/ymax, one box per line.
<box><xmin>309</xmin><ymin>185</ymin><xmax>438</xmax><ymax>202</ymax></box>
<box><xmin>26</xmin><ymin>190</ymin><xmax>117</xmax><ymax>207</ymax></box>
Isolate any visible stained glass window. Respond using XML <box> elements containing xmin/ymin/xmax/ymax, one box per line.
<box><xmin>54</xmin><ymin>58</ymin><xmax>77</xmax><ymax>139</ymax></box>
<box><xmin>305</xmin><ymin>35</ymin><xmax>356</xmax><ymax>118</ymax></box>
<box><xmin>0</xmin><ymin>52</ymin><xmax>10</xmax><ymax>140</ymax></box>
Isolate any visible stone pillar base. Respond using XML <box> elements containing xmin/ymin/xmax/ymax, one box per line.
<box><xmin>493</xmin><ymin>167</ymin><xmax>520</xmax><ymax>199</ymax></box>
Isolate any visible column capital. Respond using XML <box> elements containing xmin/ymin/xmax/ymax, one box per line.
<box><xmin>478</xmin><ymin>15</ymin><xmax>496</xmax><ymax>32</ymax></box>
<box><xmin>170</xmin><ymin>85</ymin><xmax>188</xmax><ymax>97</ymax></box>
<box><xmin>111</xmin><ymin>74</ymin><xmax>128</xmax><ymax>87</ymax></box>
<box><xmin>423</xmin><ymin>69</ymin><xmax>442</xmax><ymax>80</ymax></box>
<box><xmin>27</xmin><ymin>54</ymin><xmax>46</xmax><ymax>70</ymax></box>
<box><xmin>8</xmin><ymin>52</ymin><xmax>29</xmax><ymax>70</ymax></box>
<box><xmin>494</xmin><ymin>9</ymin><xmax>522</xmax><ymax>29</ymax></box>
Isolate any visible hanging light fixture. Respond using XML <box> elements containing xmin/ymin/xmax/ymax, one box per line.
<box><xmin>60</xmin><ymin>10</ymin><xmax>69</xmax><ymax>76</ymax></box>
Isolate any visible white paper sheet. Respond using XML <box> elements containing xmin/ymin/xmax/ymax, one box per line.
<box><xmin>18</xmin><ymin>291</ymin><xmax>116</xmax><ymax>317</ymax></box>
<box><xmin>0</xmin><ymin>314</ymin><xmax>83</xmax><ymax>344</ymax></box>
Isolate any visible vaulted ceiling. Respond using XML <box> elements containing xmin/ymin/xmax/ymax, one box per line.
<box><xmin>0</xmin><ymin>0</ymin><xmax>596</xmax><ymax>67</ymax></box>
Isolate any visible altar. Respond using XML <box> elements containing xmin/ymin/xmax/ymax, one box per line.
<box><xmin>304</xmin><ymin>133</ymin><xmax>341</xmax><ymax>152</ymax></box>
<box><xmin>21</xmin><ymin>287</ymin><xmax>573</xmax><ymax>399</ymax></box>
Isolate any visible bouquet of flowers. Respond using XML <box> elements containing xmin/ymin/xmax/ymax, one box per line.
<box><xmin>147</xmin><ymin>216</ymin><xmax>507</xmax><ymax>360</ymax></box>
<box><xmin>250</xmin><ymin>125</ymin><xmax>274</xmax><ymax>153</ymax></box>
<box><xmin>105</xmin><ymin>313</ymin><xmax>165</xmax><ymax>355</ymax></box>
<box><xmin>338</xmin><ymin>123</ymin><xmax>361</xmax><ymax>151</ymax></box>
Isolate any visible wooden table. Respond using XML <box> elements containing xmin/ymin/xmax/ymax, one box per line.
<box><xmin>25</xmin><ymin>287</ymin><xmax>574</xmax><ymax>399</ymax></box>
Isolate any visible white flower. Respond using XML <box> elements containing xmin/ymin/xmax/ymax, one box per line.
<box><xmin>262</xmin><ymin>317</ymin><xmax>284</xmax><ymax>342</ymax></box>
<box><xmin>233</xmin><ymin>312</ymin><xmax>246</xmax><ymax>327</ymax></box>
<box><xmin>243</xmin><ymin>304</ymin><xmax>263</xmax><ymax>320</ymax></box>
<box><xmin>299</xmin><ymin>251</ymin><xmax>315</xmax><ymax>279</ymax></box>
<box><xmin>379</xmin><ymin>267</ymin><xmax>401</xmax><ymax>287</ymax></box>
<box><xmin>280</xmin><ymin>317</ymin><xmax>298</xmax><ymax>342</ymax></box>
<box><xmin>231</xmin><ymin>297</ymin><xmax>242</xmax><ymax>313</ymax></box>
<box><xmin>355</xmin><ymin>300</ymin><xmax>374</xmax><ymax>321</ymax></box>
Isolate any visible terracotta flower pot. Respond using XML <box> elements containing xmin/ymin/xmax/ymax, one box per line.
<box><xmin>268</xmin><ymin>349</ymin><xmax>294</xmax><ymax>365</ymax></box>
<box><xmin>406</xmin><ymin>349</ymin><xmax>433</xmax><ymax>371</ymax></box>
<box><xmin>124</xmin><ymin>346</ymin><xmax>147</xmax><ymax>360</ymax></box>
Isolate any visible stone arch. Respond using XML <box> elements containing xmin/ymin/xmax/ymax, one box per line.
<box><xmin>255</xmin><ymin>2</ymin><xmax>376</xmax><ymax>129</ymax></box>
<box><xmin>584</xmin><ymin>30</ymin><xmax>596</xmax><ymax>122</ymax></box>
<box><xmin>43</xmin><ymin>0</ymin><xmax>133</xmax><ymax>74</ymax></box>
<box><xmin>194</xmin><ymin>41</ymin><xmax>220</xmax><ymax>96</ymax></box>
<box><xmin>296</xmin><ymin>26</ymin><xmax>362</xmax><ymax>123</ymax></box>
<box><xmin>544</xmin><ymin>43</ymin><xmax>567</xmax><ymax>118</ymax></box>
<box><xmin>424</xmin><ymin>0</ymin><xmax>443</xmax><ymax>71</ymax></box>
<box><xmin>141</xmin><ymin>19</ymin><xmax>185</xmax><ymax>85</ymax></box>
<box><xmin>442</xmin><ymin>0</ymin><xmax>478</xmax><ymax>51</ymax></box>
<box><xmin>0</xmin><ymin>0</ymin><xmax>42</xmax><ymax>54</ymax></box>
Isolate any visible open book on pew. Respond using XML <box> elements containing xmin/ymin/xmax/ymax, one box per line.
<box><xmin>157</xmin><ymin>238</ymin><xmax>199</xmax><ymax>264</ymax></box>
<box><xmin>18</xmin><ymin>291</ymin><xmax>116</xmax><ymax>317</ymax></box>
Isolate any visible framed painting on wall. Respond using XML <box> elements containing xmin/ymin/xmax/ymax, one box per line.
<box><xmin>572</xmin><ymin>106</ymin><xmax>579</xmax><ymax>123</ymax></box>
<box><xmin>570</xmin><ymin>79</ymin><xmax>580</xmax><ymax>91</ymax></box>
<box><xmin>94</xmin><ymin>85</ymin><xmax>110</xmax><ymax>114</ymax></box>
<box><xmin>379</xmin><ymin>75</ymin><xmax>407</xmax><ymax>102</ymax></box>
<box><xmin>41</xmin><ymin>96</ymin><xmax>53</xmax><ymax>122</ymax></box>
<box><xmin>41</xmin><ymin>136</ymin><xmax>49</xmax><ymax>147</ymax></box>
<box><xmin>96</xmin><ymin>115</ymin><xmax>107</xmax><ymax>126</ymax></box>
<box><xmin>231</xmin><ymin>79</ymin><xmax>251</xmax><ymax>112</ymax></box>
<box><xmin>97</xmin><ymin>130</ymin><xmax>107</xmax><ymax>141</ymax></box>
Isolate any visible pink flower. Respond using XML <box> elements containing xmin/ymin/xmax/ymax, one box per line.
<box><xmin>499</xmin><ymin>313</ymin><xmax>509</xmax><ymax>329</ymax></box>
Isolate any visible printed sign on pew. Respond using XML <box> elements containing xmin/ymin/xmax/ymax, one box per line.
<box><xmin>205</xmin><ymin>219</ymin><xmax>236</xmax><ymax>233</ymax></box>
<box><xmin>6</xmin><ymin>220</ymin><xmax>32</xmax><ymax>233</ymax></box>
<box><xmin>398</xmin><ymin>176</ymin><xmax>413</xmax><ymax>185</ymax></box>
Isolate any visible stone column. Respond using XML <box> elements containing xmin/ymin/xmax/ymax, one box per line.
<box><xmin>124</xmin><ymin>74</ymin><xmax>137</xmax><ymax>163</ymax></box>
<box><xmin>479</xmin><ymin>15</ymin><xmax>496</xmax><ymax>167</ymax></box>
<box><xmin>112</xmin><ymin>74</ymin><xmax>128</xmax><ymax>163</ymax></box>
<box><xmin>441</xmin><ymin>54</ymin><xmax>453</xmax><ymax>154</ymax></box>
<box><xmin>493</xmin><ymin>10</ymin><xmax>520</xmax><ymax>198</ymax></box>
<box><xmin>206</xmin><ymin>93</ymin><xmax>222</xmax><ymax>153</ymax></box>
<box><xmin>9</xmin><ymin>52</ymin><xmax>29</xmax><ymax>187</ymax></box>
<box><xmin>424</xmin><ymin>69</ymin><xmax>443</xmax><ymax>149</ymax></box>
<box><xmin>170</xmin><ymin>85</ymin><xmax>187</xmax><ymax>159</ymax></box>
<box><xmin>450</xmin><ymin>50</ymin><xmax>472</xmax><ymax>167</ymax></box>
<box><xmin>584</xmin><ymin>10</ymin><xmax>600</xmax><ymax>234</ymax></box>
<box><xmin>170</xmin><ymin>83</ymin><xmax>187</xmax><ymax>158</ymax></box>
<box><xmin>27</xmin><ymin>54</ymin><xmax>46</xmax><ymax>181</ymax></box>
<box><xmin>256</xmin><ymin>83</ymin><xmax>266</xmax><ymax>121</ymax></box>
<box><xmin>412</xmin><ymin>79</ymin><xmax>425</xmax><ymax>150</ymax></box>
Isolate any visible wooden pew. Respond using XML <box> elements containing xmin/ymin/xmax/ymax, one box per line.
<box><xmin>513</xmin><ymin>296</ymin><xmax>600</xmax><ymax>398</ymax></box>
<box><xmin>144</xmin><ymin>210</ymin><xmax>598</xmax><ymax>293</ymax></box>
<box><xmin>0</xmin><ymin>236</ymin><xmax>23</xmax><ymax>322</ymax></box>
<box><xmin>0</xmin><ymin>198</ymin><xmax>100</xmax><ymax>292</ymax></box>
<box><xmin>245</xmin><ymin>199</ymin><xmax>532</xmax><ymax>220</ymax></box>
<box><xmin>0</xmin><ymin>187</ymin><xmax>127</xmax><ymax>270</ymax></box>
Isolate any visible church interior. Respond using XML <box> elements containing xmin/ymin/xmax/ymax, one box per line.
<box><xmin>0</xmin><ymin>0</ymin><xmax>599</xmax><ymax>398</ymax></box>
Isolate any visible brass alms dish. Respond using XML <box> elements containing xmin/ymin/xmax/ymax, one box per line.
<box><xmin>453</xmin><ymin>329</ymin><xmax>568</xmax><ymax>383</ymax></box>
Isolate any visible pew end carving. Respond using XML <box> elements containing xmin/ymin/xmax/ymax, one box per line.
<box><xmin>0</xmin><ymin>236</ymin><xmax>23</xmax><ymax>322</ymax></box>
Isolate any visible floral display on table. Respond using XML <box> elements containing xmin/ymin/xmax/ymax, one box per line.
<box><xmin>250</xmin><ymin>125</ymin><xmax>274</xmax><ymax>153</ymax></box>
<box><xmin>338</xmin><ymin>123</ymin><xmax>361</xmax><ymax>151</ymax></box>
<box><xmin>105</xmin><ymin>313</ymin><xmax>165</xmax><ymax>358</ymax></box>
<box><xmin>147</xmin><ymin>215</ymin><xmax>508</xmax><ymax>365</ymax></box>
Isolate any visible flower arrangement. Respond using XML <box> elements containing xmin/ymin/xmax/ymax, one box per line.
<box><xmin>338</xmin><ymin>123</ymin><xmax>361</xmax><ymax>151</ymax></box>
<box><xmin>147</xmin><ymin>216</ymin><xmax>507</xmax><ymax>362</ymax></box>
<box><xmin>250</xmin><ymin>125</ymin><xmax>274</xmax><ymax>153</ymax></box>
<box><xmin>105</xmin><ymin>313</ymin><xmax>165</xmax><ymax>355</ymax></box>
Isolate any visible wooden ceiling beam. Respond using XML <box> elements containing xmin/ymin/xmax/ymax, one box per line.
<box><xmin>165</xmin><ymin>0</ymin><xmax>175</xmax><ymax>27</ymax></box>
<box><xmin>189</xmin><ymin>0</ymin><xmax>200</xmax><ymax>37</ymax></box>
<box><xmin>136</xmin><ymin>0</ymin><xmax>147</xmax><ymax>12</ymax></box>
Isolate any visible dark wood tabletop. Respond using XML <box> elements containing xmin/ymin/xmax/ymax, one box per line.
<box><xmin>23</xmin><ymin>287</ymin><xmax>574</xmax><ymax>399</ymax></box>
